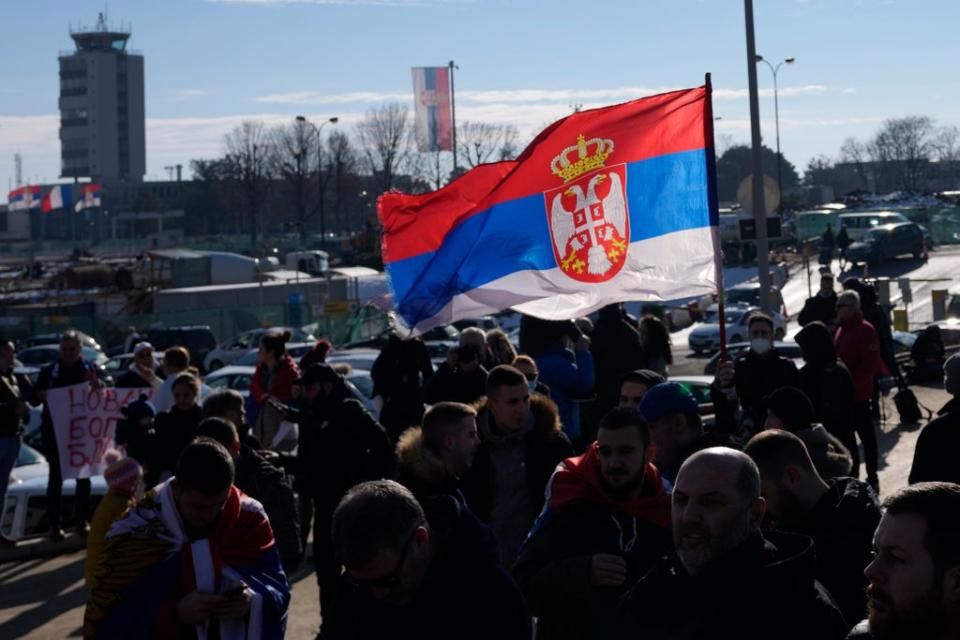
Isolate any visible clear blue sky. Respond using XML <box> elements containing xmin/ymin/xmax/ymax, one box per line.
<box><xmin>1</xmin><ymin>0</ymin><xmax>957</xmax><ymax>198</ymax></box>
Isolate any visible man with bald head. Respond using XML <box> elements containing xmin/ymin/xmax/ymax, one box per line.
<box><xmin>610</xmin><ymin>447</ymin><xmax>847</xmax><ymax>639</ymax></box>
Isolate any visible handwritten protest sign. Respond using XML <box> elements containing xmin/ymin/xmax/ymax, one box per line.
<box><xmin>46</xmin><ymin>383</ymin><xmax>154</xmax><ymax>479</ymax></box>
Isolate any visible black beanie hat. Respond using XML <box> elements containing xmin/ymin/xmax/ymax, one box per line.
<box><xmin>765</xmin><ymin>386</ymin><xmax>814</xmax><ymax>431</ymax></box>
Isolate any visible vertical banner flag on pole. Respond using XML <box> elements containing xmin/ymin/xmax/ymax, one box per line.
<box><xmin>7</xmin><ymin>185</ymin><xmax>42</xmax><ymax>211</ymax></box>
<box><xmin>379</xmin><ymin>85</ymin><xmax>720</xmax><ymax>335</ymax></box>
<box><xmin>74</xmin><ymin>183</ymin><xmax>102</xmax><ymax>211</ymax></box>
<box><xmin>411</xmin><ymin>66</ymin><xmax>453</xmax><ymax>152</ymax></box>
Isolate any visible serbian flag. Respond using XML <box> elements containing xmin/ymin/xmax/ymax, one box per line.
<box><xmin>411</xmin><ymin>66</ymin><xmax>453</xmax><ymax>152</ymax></box>
<box><xmin>379</xmin><ymin>85</ymin><xmax>721</xmax><ymax>335</ymax></box>
<box><xmin>74</xmin><ymin>182</ymin><xmax>102</xmax><ymax>211</ymax></box>
<box><xmin>41</xmin><ymin>185</ymin><xmax>73</xmax><ymax>212</ymax></box>
<box><xmin>7</xmin><ymin>185</ymin><xmax>42</xmax><ymax>211</ymax></box>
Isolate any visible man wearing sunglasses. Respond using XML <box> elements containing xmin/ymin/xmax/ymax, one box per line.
<box><xmin>324</xmin><ymin>480</ymin><xmax>530</xmax><ymax>640</ymax></box>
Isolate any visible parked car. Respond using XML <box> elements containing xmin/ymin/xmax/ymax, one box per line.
<box><xmin>702</xmin><ymin>341</ymin><xmax>804</xmax><ymax>375</ymax></box>
<box><xmin>342</xmin><ymin>325</ymin><xmax>460</xmax><ymax>360</ymax></box>
<box><xmin>22</xmin><ymin>331</ymin><xmax>103</xmax><ymax>352</ymax></box>
<box><xmin>2</xmin><ymin>444</ymin><xmax>107</xmax><ymax>541</ymax></box>
<box><xmin>725</xmin><ymin>282</ymin><xmax>787</xmax><ymax>317</ymax></box>
<box><xmin>688</xmin><ymin>304</ymin><xmax>786</xmax><ymax>355</ymax></box>
<box><xmin>104</xmin><ymin>352</ymin><xmax>166</xmax><ymax>378</ymax></box>
<box><xmin>845</xmin><ymin>222</ymin><xmax>925</xmax><ymax>266</ymax></box>
<box><xmin>16</xmin><ymin>344</ymin><xmax>108</xmax><ymax>367</ymax></box>
<box><xmin>203</xmin><ymin>364</ymin><xmax>379</xmax><ymax>418</ymax></box>
<box><xmin>203</xmin><ymin>327</ymin><xmax>316</xmax><ymax>372</ymax></box>
<box><xmin>232</xmin><ymin>343</ymin><xmax>314</xmax><ymax>367</ymax></box>
<box><xmin>326</xmin><ymin>348</ymin><xmax>381</xmax><ymax>372</ymax></box>
<box><xmin>145</xmin><ymin>326</ymin><xmax>219</xmax><ymax>372</ymax></box>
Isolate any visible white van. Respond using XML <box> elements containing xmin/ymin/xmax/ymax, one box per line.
<box><xmin>838</xmin><ymin>211</ymin><xmax>909</xmax><ymax>241</ymax></box>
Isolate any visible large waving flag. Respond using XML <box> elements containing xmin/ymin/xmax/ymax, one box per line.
<box><xmin>41</xmin><ymin>185</ymin><xmax>73</xmax><ymax>212</ymax></box>
<box><xmin>379</xmin><ymin>85</ymin><xmax>720</xmax><ymax>335</ymax></box>
<box><xmin>7</xmin><ymin>185</ymin><xmax>42</xmax><ymax>211</ymax></box>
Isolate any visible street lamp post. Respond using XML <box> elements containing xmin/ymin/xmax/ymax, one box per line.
<box><xmin>296</xmin><ymin>115</ymin><xmax>339</xmax><ymax>249</ymax></box>
<box><xmin>755</xmin><ymin>55</ymin><xmax>795</xmax><ymax>210</ymax></box>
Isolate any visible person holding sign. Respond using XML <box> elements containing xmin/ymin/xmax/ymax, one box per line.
<box><xmin>33</xmin><ymin>331</ymin><xmax>100</xmax><ymax>541</ymax></box>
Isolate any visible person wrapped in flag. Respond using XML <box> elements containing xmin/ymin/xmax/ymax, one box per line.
<box><xmin>83</xmin><ymin>439</ymin><xmax>290</xmax><ymax>639</ymax></box>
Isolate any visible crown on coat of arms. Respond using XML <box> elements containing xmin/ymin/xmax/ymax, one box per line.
<box><xmin>550</xmin><ymin>134</ymin><xmax>615</xmax><ymax>183</ymax></box>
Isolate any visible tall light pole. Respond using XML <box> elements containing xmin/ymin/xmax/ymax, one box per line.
<box><xmin>755</xmin><ymin>54</ymin><xmax>795</xmax><ymax>211</ymax></box>
<box><xmin>296</xmin><ymin>115</ymin><xmax>338</xmax><ymax>249</ymax></box>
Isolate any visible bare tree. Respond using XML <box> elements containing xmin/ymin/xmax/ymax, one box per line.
<box><xmin>224</xmin><ymin>120</ymin><xmax>272</xmax><ymax>249</ymax></box>
<box><xmin>839</xmin><ymin>137</ymin><xmax>871</xmax><ymax>191</ymax></box>
<box><xmin>933</xmin><ymin>125</ymin><xmax>960</xmax><ymax>163</ymax></box>
<box><xmin>326</xmin><ymin>130</ymin><xmax>360</xmax><ymax>233</ymax></box>
<box><xmin>457</xmin><ymin>121</ymin><xmax>521</xmax><ymax>167</ymax></box>
<box><xmin>870</xmin><ymin>116</ymin><xmax>935</xmax><ymax>192</ymax></box>
<box><xmin>357</xmin><ymin>103</ymin><xmax>412</xmax><ymax>193</ymax></box>
<box><xmin>270</xmin><ymin>120</ymin><xmax>322</xmax><ymax>240</ymax></box>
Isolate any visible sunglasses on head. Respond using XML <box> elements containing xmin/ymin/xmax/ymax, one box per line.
<box><xmin>345</xmin><ymin>529</ymin><xmax>417</xmax><ymax>590</ymax></box>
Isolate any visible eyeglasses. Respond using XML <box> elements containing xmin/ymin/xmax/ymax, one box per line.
<box><xmin>344</xmin><ymin>529</ymin><xmax>417</xmax><ymax>590</ymax></box>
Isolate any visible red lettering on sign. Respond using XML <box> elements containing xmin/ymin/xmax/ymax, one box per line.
<box><xmin>86</xmin><ymin>389</ymin><xmax>102</xmax><ymax>412</ymax></box>
<box><xmin>68</xmin><ymin>387</ymin><xmax>86</xmax><ymax>414</ymax></box>
<box><xmin>103</xmin><ymin>390</ymin><xmax>122</xmax><ymax>413</ymax></box>
<box><xmin>87</xmin><ymin>416</ymin><xmax>106</xmax><ymax>439</ymax></box>
<box><xmin>69</xmin><ymin>443</ymin><xmax>89</xmax><ymax>469</ymax></box>
<box><xmin>69</xmin><ymin>416</ymin><xmax>87</xmax><ymax>442</ymax></box>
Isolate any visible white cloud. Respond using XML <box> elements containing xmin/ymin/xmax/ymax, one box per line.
<box><xmin>168</xmin><ymin>89</ymin><xmax>216</xmax><ymax>102</ymax></box>
<box><xmin>253</xmin><ymin>84</ymin><xmax>831</xmax><ymax>106</ymax></box>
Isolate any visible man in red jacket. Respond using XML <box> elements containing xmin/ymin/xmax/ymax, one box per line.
<box><xmin>834</xmin><ymin>289</ymin><xmax>884</xmax><ymax>492</ymax></box>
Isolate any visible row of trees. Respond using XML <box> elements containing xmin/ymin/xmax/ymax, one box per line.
<box><xmin>191</xmin><ymin>104</ymin><xmax>520</xmax><ymax>248</ymax></box>
<box><xmin>806</xmin><ymin>116</ymin><xmax>960</xmax><ymax>195</ymax></box>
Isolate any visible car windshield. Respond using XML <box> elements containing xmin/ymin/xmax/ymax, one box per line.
<box><xmin>726</xmin><ymin>289</ymin><xmax>758</xmax><ymax>305</ymax></box>
<box><xmin>704</xmin><ymin>309</ymin><xmax>747</xmax><ymax>324</ymax></box>
<box><xmin>863</xmin><ymin>229</ymin><xmax>886</xmax><ymax>243</ymax></box>
<box><xmin>234</xmin><ymin>350</ymin><xmax>260</xmax><ymax>366</ymax></box>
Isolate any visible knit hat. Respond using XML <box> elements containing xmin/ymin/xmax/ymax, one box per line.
<box><xmin>765</xmin><ymin>386</ymin><xmax>814</xmax><ymax>431</ymax></box>
<box><xmin>121</xmin><ymin>394</ymin><xmax>156</xmax><ymax>422</ymax></box>
<box><xmin>638</xmin><ymin>382</ymin><xmax>699</xmax><ymax>422</ymax></box>
<box><xmin>103</xmin><ymin>450</ymin><xmax>143</xmax><ymax>494</ymax></box>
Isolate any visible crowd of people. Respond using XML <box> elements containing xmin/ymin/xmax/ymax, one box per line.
<box><xmin>0</xmin><ymin>278</ymin><xmax>958</xmax><ymax>638</ymax></box>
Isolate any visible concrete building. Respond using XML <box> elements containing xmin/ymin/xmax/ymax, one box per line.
<box><xmin>59</xmin><ymin>13</ymin><xmax>145</xmax><ymax>183</ymax></box>
<box><xmin>0</xmin><ymin>204</ymin><xmax>31</xmax><ymax>242</ymax></box>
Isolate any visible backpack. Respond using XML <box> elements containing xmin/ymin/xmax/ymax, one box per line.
<box><xmin>894</xmin><ymin>386</ymin><xmax>924</xmax><ymax>425</ymax></box>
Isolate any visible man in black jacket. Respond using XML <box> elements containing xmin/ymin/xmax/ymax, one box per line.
<box><xmin>745</xmin><ymin>429</ymin><xmax>880</xmax><ymax>628</ymax></box>
<box><xmin>908</xmin><ymin>353</ymin><xmax>960</xmax><ymax>484</ymax></box>
<box><xmin>583</xmin><ymin>303</ymin><xmax>645</xmax><ymax>441</ymax></box>
<box><xmin>325</xmin><ymin>480</ymin><xmax>530</xmax><ymax>640</ymax></box>
<box><xmin>0</xmin><ymin>340</ymin><xmax>31</xmax><ymax>546</ymax></box>
<box><xmin>273</xmin><ymin>363</ymin><xmax>395</xmax><ymax>626</ymax></box>
<box><xmin>610</xmin><ymin>447</ymin><xmax>847</xmax><ymax>640</ymax></box>
<box><xmin>33</xmin><ymin>331</ymin><xmax>99</xmax><ymax>540</ymax></box>
<box><xmin>513</xmin><ymin>407</ymin><xmax>672</xmax><ymax>640</ymax></box>
<box><xmin>796</xmin><ymin>321</ymin><xmax>856</xmax><ymax>449</ymax></box>
<box><xmin>798</xmin><ymin>274</ymin><xmax>839</xmax><ymax>328</ymax></box>
<box><xmin>849</xmin><ymin>483</ymin><xmax>960</xmax><ymax>640</ymax></box>
<box><xmin>426</xmin><ymin>328</ymin><xmax>489</xmax><ymax>406</ymax></box>
<box><xmin>461</xmin><ymin>365</ymin><xmax>574</xmax><ymax>566</ymax></box>
<box><xmin>396</xmin><ymin>401</ymin><xmax>479</xmax><ymax>503</ymax></box>
<box><xmin>711</xmin><ymin>312</ymin><xmax>801</xmax><ymax>438</ymax></box>
<box><xmin>195</xmin><ymin>416</ymin><xmax>303</xmax><ymax>574</ymax></box>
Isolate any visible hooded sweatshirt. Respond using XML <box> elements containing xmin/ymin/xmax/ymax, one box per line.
<box><xmin>796</xmin><ymin>322</ymin><xmax>855</xmax><ymax>440</ymax></box>
<box><xmin>513</xmin><ymin>446</ymin><xmax>672</xmax><ymax>640</ymax></box>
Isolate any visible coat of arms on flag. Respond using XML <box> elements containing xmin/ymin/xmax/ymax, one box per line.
<box><xmin>545</xmin><ymin>135</ymin><xmax>629</xmax><ymax>283</ymax></box>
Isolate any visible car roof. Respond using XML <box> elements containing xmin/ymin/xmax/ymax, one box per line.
<box><xmin>206</xmin><ymin>365</ymin><xmax>256</xmax><ymax>377</ymax></box>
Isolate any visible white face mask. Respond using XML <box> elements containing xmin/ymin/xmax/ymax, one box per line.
<box><xmin>750</xmin><ymin>338</ymin><xmax>772</xmax><ymax>355</ymax></box>
<box><xmin>527</xmin><ymin>380</ymin><xmax>538</xmax><ymax>393</ymax></box>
